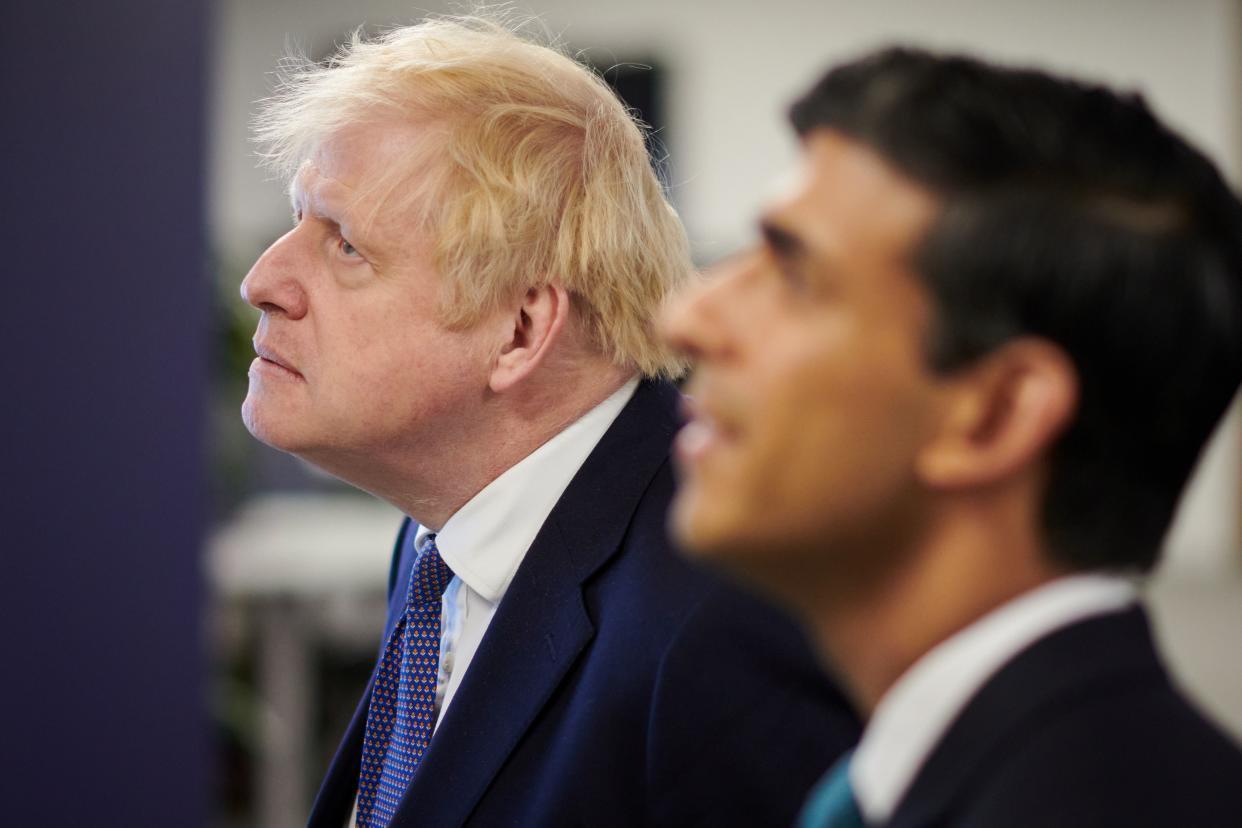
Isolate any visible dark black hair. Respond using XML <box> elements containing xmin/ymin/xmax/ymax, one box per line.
<box><xmin>791</xmin><ymin>47</ymin><xmax>1242</xmax><ymax>573</ymax></box>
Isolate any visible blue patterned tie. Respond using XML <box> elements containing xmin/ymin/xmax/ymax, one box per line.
<box><xmin>355</xmin><ymin>534</ymin><xmax>454</xmax><ymax>828</ymax></box>
<box><xmin>798</xmin><ymin>751</ymin><xmax>865</xmax><ymax>828</ymax></box>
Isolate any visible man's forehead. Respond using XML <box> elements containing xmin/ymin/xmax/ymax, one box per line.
<box><xmin>763</xmin><ymin>129</ymin><xmax>938</xmax><ymax>259</ymax></box>
<box><xmin>288</xmin><ymin>119</ymin><xmax>445</xmax><ymax>231</ymax></box>
<box><xmin>316</xmin><ymin>119</ymin><xmax>425</xmax><ymax>174</ymax></box>
<box><xmin>288</xmin><ymin>157</ymin><xmax>365</xmax><ymax>225</ymax></box>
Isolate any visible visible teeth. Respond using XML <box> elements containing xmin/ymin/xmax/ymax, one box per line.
<box><xmin>679</xmin><ymin>418</ymin><xmax>715</xmax><ymax>455</ymax></box>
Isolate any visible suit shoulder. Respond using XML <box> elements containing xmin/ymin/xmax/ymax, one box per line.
<box><xmin>641</xmin><ymin>566</ymin><xmax>860</xmax><ymax>825</ymax></box>
<box><xmin>951</xmin><ymin>680</ymin><xmax>1242</xmax><ymax>827</ymax></box>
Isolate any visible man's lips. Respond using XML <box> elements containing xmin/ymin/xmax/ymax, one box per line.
<box><xmin>252</xmin><ymin>341</ymin><xmax>304</xmax><ymax>379</ymax></box>
<box><xmin>675</xmin><ymin>417</ymin><xmax>718</xmax><ymax>464</ymax></box>
<box><xmin>675</xmin><ymin>394</ymin><xmax>732</xmax><ymax>465</ymax></box>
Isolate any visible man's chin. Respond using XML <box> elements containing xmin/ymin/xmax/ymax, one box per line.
<box><xmin>669</xmin><ymin>496</ymin><xmax>813</xmax><ymax>608</ymax></box>
<box><xmin>244</xmin><ymin>427</ymin><xmax>300</xmax><ymax>456</ymax></box>
<box><xmin>669</xmin><ymin>494</ymin><xmax>756</xmax><ymax>565</ymax></box>
<box><xmin>241</xmin><ymin>402</ymin><xmax>309</xmax><ymax>456</ymax></box>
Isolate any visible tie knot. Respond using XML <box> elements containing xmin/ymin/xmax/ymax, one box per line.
<box><xmin>407</xmin><ymin>534</ymin><xmax>454</xmax><ymax>605</ymax></box>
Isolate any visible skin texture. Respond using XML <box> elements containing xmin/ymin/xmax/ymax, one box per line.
<box><xmin>241</xmin><ymin>119</ymin><xmax>630</xmax><ymax>529</ymax></box>
<box><xmin>663</xmin><ymin>130</ymin><xmax>941</xmax><ymax>587</ymax></box>
<box><xmin>243</xmin><ymin>123</ymin><xmax>494</xmax><ymax>465</ymax></box>
<box><xmin>661</xmin><ymin>129</ymin><xmax>1074</xmax><ymax>711</ymax></box>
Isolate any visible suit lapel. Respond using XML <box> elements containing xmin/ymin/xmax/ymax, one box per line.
<box><xmin>886</xmin><ymin>607</ymin><xmax>1164</xmax><ymax>828</ymax></box>
<box><xmin>391</xmin><ymin>379</ymin><xmax>682</xmax><ymax>826</ymax></box>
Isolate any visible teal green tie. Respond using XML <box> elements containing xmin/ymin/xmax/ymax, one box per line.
<box><xmin>797</xmin><ymin>751</ymin><xmax>864</xmax><ymax>828</ymax></box>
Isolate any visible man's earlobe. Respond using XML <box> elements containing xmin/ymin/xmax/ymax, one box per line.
<box><xmin>489</xmin><ymin>284</ymin><xmax>570</xmax><ymax>393</ymax></box>
<box><xmin>916</xmin><ymin>338</ymin><xmax>1078</xmax><ymax>489</ymax></box>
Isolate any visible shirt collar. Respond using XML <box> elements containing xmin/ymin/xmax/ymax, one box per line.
<box><xmin>415</xmin><ymin>376</ymin><xmax>639</xmax><ymax>604</ymax></box>
<box><xmin>851</xmin><ymin>573</ymin><xmax>1138</xmax><ymax>823</ymax></box>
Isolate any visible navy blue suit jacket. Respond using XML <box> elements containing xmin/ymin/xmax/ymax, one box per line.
<box><xmin>308</xmin><ymin>380</ymin><xmax>860</xmax><ymax>827</ymax></box>
<box><xmin>886</xmin><ymin>607</ymin><xmax>1242</xmax><ymax>827</ymax></box>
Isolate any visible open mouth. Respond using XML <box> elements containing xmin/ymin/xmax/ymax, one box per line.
<box><xmin>676</xmin><ymin>418</ymin><xmax>714</xmax><ymax>462</ymax></box>
<box><xmin>675</xmin><ymin>398</ymin><xmax>736</xmax><ymax>466</ymax></box>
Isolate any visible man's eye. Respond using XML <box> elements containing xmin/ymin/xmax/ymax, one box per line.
<box><xmin>340</xmin><ymin>238</ymin><xmax>360</xmax><ymax>257</ymax></box>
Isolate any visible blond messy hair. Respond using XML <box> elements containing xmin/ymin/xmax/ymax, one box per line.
<box><xmin>254</xmin><ymin>14</ymin><xmax>692</xmax><ymax>378</ymax></box>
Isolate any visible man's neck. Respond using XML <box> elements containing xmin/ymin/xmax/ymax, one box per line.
<box><xmin>807</xmin><ymin>517</ymin><xmax>1064</xmax><ymax>717</ymax></box>
<box><xmin>362</xmin><ymin>365</ymin><xmax>635</xmax><ymax>530</ymax></box>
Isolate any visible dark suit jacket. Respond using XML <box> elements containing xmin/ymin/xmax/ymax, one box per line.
<box><xmin>886</xmin><ymin>607</ymin><xmax>1242</xmax><ymax>828</ymax></box>
<box><xmin>308</xmin><ymin>380</ymin><xmax>860</xmax><ymax>827</ymax></box>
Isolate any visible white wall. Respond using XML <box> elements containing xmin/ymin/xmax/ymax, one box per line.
<box><xmin>212</xmin><ymin>0</ymin><xmax>1242</xmax><ymax>249</ymax></box>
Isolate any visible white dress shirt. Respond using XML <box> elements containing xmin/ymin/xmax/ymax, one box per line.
<box><xmin>851</xmin><ymin>573</ymin><xmax>1138</xmax><ymax>824</ymax></box>
<box><xmin>346</xmin><ymin>376</ymin><xmax>638</xmax><ymax>827</ymax></box>
<box><xmin>417</xmin><ymin>375</ymin><xmax>638</xmax><ymax>727</ymax></box>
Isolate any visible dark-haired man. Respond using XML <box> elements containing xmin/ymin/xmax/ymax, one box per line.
<box><xmin>664</xmin><ymin>48</ymin><xmax>1242</xmax><ymax>827</ymax></box>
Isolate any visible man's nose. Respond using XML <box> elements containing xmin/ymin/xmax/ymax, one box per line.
<box><xmin>659</xmin><ymin>261</ymin><xmax>742</xmax><ymax>362</ymax></box>
<box><xmin>240</xmin><ymin>229</ymin><xmax>309</xmax><ymax>319</ymax></box>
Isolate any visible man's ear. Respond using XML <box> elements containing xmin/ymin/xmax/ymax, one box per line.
<box><xmin>916</xmin><ymin>337</ymin><xmax>1078</xmax><ymax>489</ymax></box>
<box><xmin>489</xmin><ymin>283</ymin><xmax>570</xmax><ymax>393</ymax></box>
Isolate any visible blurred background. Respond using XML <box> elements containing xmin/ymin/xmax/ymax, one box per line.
<box><xmin>5</xmin><ymin>1</ymin><xmax>1239</xmax><ymax>827</ymax></box>
<box><xmin>208</xmin><ymin>2</ymin><xmax>1242</xmax><ymax>826</ymax></box>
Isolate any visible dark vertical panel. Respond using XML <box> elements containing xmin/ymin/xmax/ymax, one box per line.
<box><xmin>0</xmin><ymin>0</ymin><xmax>208</xmax><ymax>824</ymax></box>
<box><xmin>1234</xmin><ymin>3</ymin><xmax>1242</xmax><ymax>565</ymax></box>
<box><xmin>593</xmin><ymin>59</ymin><xmax>671</xmax><ymax>187</ymax></box>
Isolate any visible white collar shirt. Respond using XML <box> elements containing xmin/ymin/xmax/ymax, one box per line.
<box><xmin>347</xmin><ymin>377</ymin><xmax>638</xmax><ymax>828</ymax></box>
<box><xmin>415</xmin><ymin>375</ymin><xmax>639</xmax><ymax>729</ymax></box>
<box><xmin>851</xmin><ymin>573</ymin><xmax>1138</xmax><ymax>824</ymax></box>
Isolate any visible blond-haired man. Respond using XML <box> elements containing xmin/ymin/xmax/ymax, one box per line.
<box><xmin>240</xmin><ymin>17</ymin><xmax>857</xmax><ymax>828</ymax></box>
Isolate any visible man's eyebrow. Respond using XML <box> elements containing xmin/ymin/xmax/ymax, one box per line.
<box><xmin>288</xmin><ymin>186</ymin><xmax>346</xmax><ymax>230</ymax></box>
<box><xmin>759</xmin><ymin>220</ymin><xmax>806</xmax><ymax>261</ymax></box>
